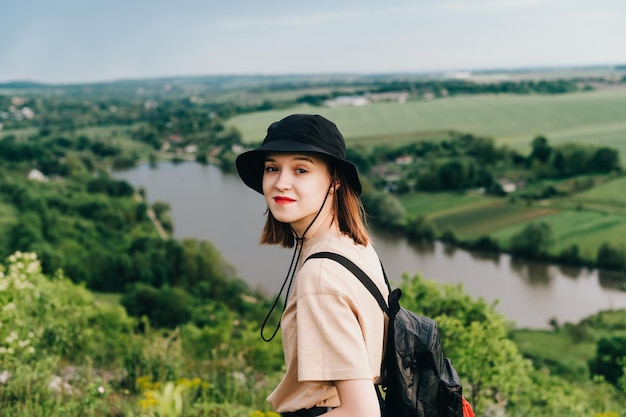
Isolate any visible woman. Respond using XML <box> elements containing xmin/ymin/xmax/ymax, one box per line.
<box><xmin>236</xmin><ymin>114</ymin><xmax>388</xmax><ymax>417</ymax></box>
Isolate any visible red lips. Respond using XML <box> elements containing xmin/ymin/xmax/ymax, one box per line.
<box><xmin>274</xmin><ymin>196</ymin><xmax>295</xmax><ymax>204</ymax></box>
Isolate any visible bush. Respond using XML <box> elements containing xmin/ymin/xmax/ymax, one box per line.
<box><xmin>558</xmin><ymin>244</ymin><xmax>584</xmax><ymax>266</ymax></box>
<box><xmin>467</xmin><ymin>235</ymin><xmax>500</xmax><ymax>252</ymax></box>
<box><xmin>589</xmin><ymin>336</ymin><xmax>626</xmax><ymax>386</ymax></box>
<box><xmin>0</xmin><ymin>251</ymin><xmax>135</xmax><ymax>366</ymax></box>
<box><xmin>0</xmin><ymin>251</ymin><xmax>140</xmax><ymax>416</ymax></box>
<box><xmin>121</xmin><ymin>283</ymin><xmax>195</xmax><ymax>328</ymax></box>
<box><xmin>406</xmin><ymin>216</ymin><xmax>436</xmax><ymax>242</ymax></box>
<box><xmin>510</xmin><ymin>222</ymin><xmax>553</xmax><ymax>259</ymax></box>
<box><xmin>597</xmin><ymin>243</ymin><xmax>626</xmax><ymax>271</ymax></box>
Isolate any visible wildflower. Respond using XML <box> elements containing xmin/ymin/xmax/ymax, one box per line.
<box><xmin>98</xmin><ymin>386</ymin><xmax>105</xmax><ymax>394</ymax></box>
<box><xmin>5</xmin><ymin>331</ymin><xmax>18</xmax><ymax>343</ymax></box>
<box><xmin>136</xmin><ymin>375</ymin><xmax>155</xmax><ymax>391</ymax></box>
<box><xmin>48</xmin><ymin>375</ymin><xmax>73</xmax><ymax>394</ymax></box>
<box><xmin>232</xmin><ymin>371</ymin><xmax>246</xmax><ymax>384</ymax></box>
<box><xmin>0</xmin><ymin>370</ymin><xmax>11</xmax><ymax>384</ymax></box>
<box><xmin>138</xmin><ymin>391</ymin><xmax>158</xmax><ymax>410</ymax></box>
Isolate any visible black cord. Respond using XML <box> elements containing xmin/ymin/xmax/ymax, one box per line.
<box><xmin>259</xmin><ymin>184</ymin><xmax>333</xmax><ymax>342</ymax></box>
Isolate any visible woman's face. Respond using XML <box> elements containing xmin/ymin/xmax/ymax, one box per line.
<box><xmin>262</xmin><ymin>152</ymin><xmax>333</xmax><ymax>234</ymax></box>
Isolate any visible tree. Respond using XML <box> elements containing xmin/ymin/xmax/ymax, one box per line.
<box><xmin>588</xmin><ymin>147</ymin><xmax>621</xmax><ymax>173</ymax></box>
<box><xmin>558</xmin><ymin>244</ymin><xmax>583</xmax><ymax>266</ymax></box>
<box><xmin>530</xmin><ymin>135</ymin><xmax>552</xmax><ymax>163</ymax></box>
<box><xmin>362</xmin><ymin>190</ymin><xmax>406</xmax><ymax>231</ymax></box>
<box><xmin>465</xmin><ymin>136</ymin><xmax>498</xmax><ymax>164</ymax></box>
<box><xmin>510</xmin><ymin>222</ymin><xmax>553</xmax><ymax>258</ymax></box>
<box><xmin>417</xmin><ymin>170</ymin><xmax>441</xmax><ymax>191</ymax></box>
<box><xmin>121</xmin><ymin>284</ymin><xmax>194</xmax><ymax>328</ymax></box>
<box><xmin>406</xmin><ymin>216</ymin><xmax>436</xmax><ymax>242</ymax></box>
<box><xmin>438</xmin><ymin>160</ymin><xmax>465</xmax><ymax>190</ymax></box>
<box><xmin>596</xmin><ymin>243</ymin><xmax>626</xmax><ymax>271</ymax></box>
<box><xmin>589</xmin><ymin>336</ymin><xmax>626</xmax><ymax>386</ymax></box>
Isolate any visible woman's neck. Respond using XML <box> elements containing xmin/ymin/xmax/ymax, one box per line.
<box><xmin>292</xmin><ymin>209</ymin><xmax>338</xmax><ymax>241</ymax></box>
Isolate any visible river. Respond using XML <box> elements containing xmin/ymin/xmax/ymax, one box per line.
<box><xmin>113</xmin><ymin>161</ymin><xmax>626</xmax><ymax>329</ymax></box>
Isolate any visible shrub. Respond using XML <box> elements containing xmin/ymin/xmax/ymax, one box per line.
<box><xmin>510</xmin><ymin>222</ymin><xmax>553</xmax><ymax>259</ymax></box>
<box><xmin>589</xmin><ymin>336</ymin><xmax>626</xmax><ymax>386</ymax></box>
<box><xmin>121</xmin><ymin>283</ymin><xmax>195</xmax><ymax>328</ymax></box>
<box><xmin>406</xmin><ymin>216</ymin><xmax>436</xmax><ymax>242</ymax></box>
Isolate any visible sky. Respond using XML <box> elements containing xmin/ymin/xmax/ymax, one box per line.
<box><xmin>1</xmin><ymin>0</ymin><xmax>625</xmax><ymax>84</ymax></box>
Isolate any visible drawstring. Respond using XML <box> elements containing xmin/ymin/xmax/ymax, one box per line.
<box><xmin>260</xmin><ymin>184</ymin><xmax>334</xmax><ymax>342</ymax></box>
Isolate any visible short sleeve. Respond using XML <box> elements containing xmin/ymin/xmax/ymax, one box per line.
<box><xmin>296</xmin><ymin>276</ymin><xmax>373</xmax><ymax>382</ymax></box>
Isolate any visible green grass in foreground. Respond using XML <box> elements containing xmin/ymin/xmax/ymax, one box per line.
<box><xmin>512</xmin><ymin>329</ymin><xmax>596</xmax><ymax>368</ymax></box>
<box><xmin>0</xmin><ymin>199</ymin><xmax>17</xmax><ymax>255</ymax></box>
<box><xmin>511</xmin><ymin>309</ymin><xmax>626</xmax><ymax>385</ymax></box>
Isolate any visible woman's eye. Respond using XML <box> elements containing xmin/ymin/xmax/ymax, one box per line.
<box><xmin>296</xmin><ymin>168</ymin><xmax>308</xmax><ymax>174</ymax></box>
<box><xmin>264</xmin><ymin>166</ymin><xmax>278</xmax><ymax>173</ymax></box>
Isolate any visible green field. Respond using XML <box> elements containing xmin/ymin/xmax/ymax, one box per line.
<box><xmin>396</xmin><ymin>176</ymin><xmax>626</xmax><ymax>261</ymax></box>
<box><xmin>0</xmin><ymin>126</ymin><xmax>39</xmax><ymax>139</ymax></box>
<box><xmin>399</xmin><ymin>191</ymin><xmax>500</xmax><ymax>221</ymax></box>
<box><xmin>228</xmin><ymin>86</ymin><xmax>626</xmax><ymax>160</ymax></box>
<box><xmin>430</xmin><ymin>200</ymin><xmax>558</xmax><ymax>239</ymax></box>
<box><xmin>73</xmin><ymin>123</ymin><xmax>151</xmax><ymax>155</ymax></box>
<box><xmin>569</xmin><ymin>175</ymin><xmax>626</xmax><ymax>209</ymax></box>
<box><xmin>490</xmin><ymin>209</ymin><xmax>626</xmax><ymax>257</ymax></box>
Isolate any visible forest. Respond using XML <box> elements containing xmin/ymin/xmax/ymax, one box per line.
<box><xmin>1</xmin><ymin>70</ymin><xmax>626</xmax><ymax>416</ymax></box>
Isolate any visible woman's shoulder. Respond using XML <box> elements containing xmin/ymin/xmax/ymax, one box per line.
<box><xmin>305</xmin><ymin>229</ymin><xmax>373</xmax><ymax>254</ymax></box>
<box><xmin>298</xmin><ymin>232</ymin><xmax>382</xmax><ymax>294</ymax></box>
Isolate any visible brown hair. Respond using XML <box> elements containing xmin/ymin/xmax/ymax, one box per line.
<box><xmin>259</xmin><ymin>161</ymin><xmax>369</xmax><ymax>248</ymax></box>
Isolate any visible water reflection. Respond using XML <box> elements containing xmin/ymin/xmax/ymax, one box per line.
<box><xmin>443</xmin><ymin>244</ymin><xmax>457</xmax><ymax>257</ymax></box>
<box><xmin>407</xmin><ymin>240</ymin><xmax>436</xmax><ymax>255</ymax></box>
<box><xmin>557</xmin><ymin>265</ymin><xmax>586</xmax><ymax>280</ymax></box>
<box><xmin>510</xmin><ymin>259</ymin><xmax>552</xmax><ymax>286</ymax></box>
<box><xmin>599</xmin><ymin>269</ymin><xmax>626</xmax><ymax>290</ymax></box>
<box><xmin>467</xmin><ymin>249</ymin><xmax>500</xmax><ymax>264</ymax></box>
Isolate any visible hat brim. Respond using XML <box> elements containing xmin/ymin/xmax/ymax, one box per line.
<box><xmin>236</xmin><ymin>140</ymin><xmax>362</xmax><ymax>195</ymax></box>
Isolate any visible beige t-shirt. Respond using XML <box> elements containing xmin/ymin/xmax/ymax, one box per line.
<box><xmin>267</xmin><ymin>229</ymin><xmax>389</xmax><ymax>413</ymax></box>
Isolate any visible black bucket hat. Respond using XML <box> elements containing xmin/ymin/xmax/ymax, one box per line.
<box><xmin>236</xmin><ymin>114</ymin><xmax>362</xmax><ymax>195</ymax></box>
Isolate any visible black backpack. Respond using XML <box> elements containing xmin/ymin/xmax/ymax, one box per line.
<box><xmin>307</xmin><ymin>251</ymin><xmax>464</xmax><ymax>417</ymax></box>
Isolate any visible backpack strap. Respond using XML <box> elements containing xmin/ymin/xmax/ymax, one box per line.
<box><xmin>306</xmin><ymin>251</ymin><xmax>390</xmax><ymax>315</ymax></box>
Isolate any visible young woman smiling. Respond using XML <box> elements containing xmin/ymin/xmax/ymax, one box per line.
<box><xmin>236</xmin><ymin>114</ymin><xmax>388</xmax><ymax>417</ymax></box>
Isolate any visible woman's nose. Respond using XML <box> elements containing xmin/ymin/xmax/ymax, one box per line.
<box><xmin>274</xmin><ymin>170</ymin><xmax>292</xmax><ymax>190</ymax></box>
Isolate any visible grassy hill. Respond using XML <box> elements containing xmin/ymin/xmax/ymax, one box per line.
<box><xmin>228</xmin><ymin>86</ymin><xmax>626</xmax><ymax>162</ymax></box>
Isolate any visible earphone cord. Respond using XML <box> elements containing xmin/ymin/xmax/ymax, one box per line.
<box><xmin>260</xmin><ymin>184</ymin><xmax>333</xmax><ymax>342</ymax></box>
